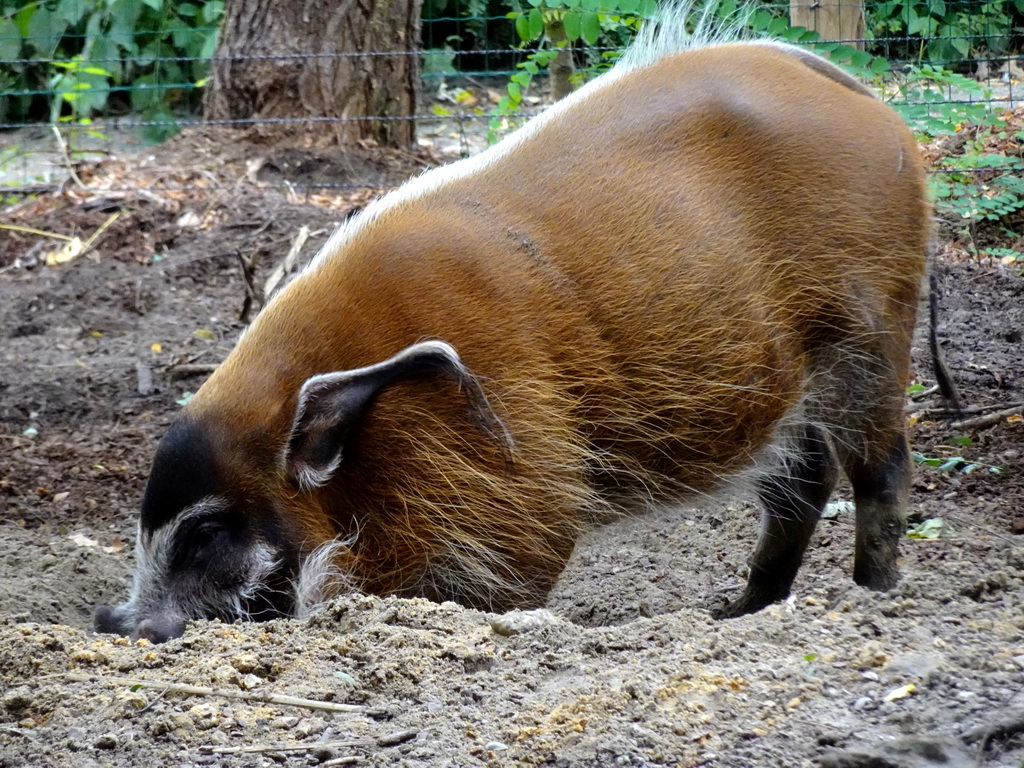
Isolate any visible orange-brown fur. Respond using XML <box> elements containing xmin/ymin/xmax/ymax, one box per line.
<box><xmin>187</xmin><ymin>43</ymin><xmax>927</xmax><ymax>611</ymax></box>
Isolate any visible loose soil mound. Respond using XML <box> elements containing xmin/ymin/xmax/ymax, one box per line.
<box><xmin>1</xmin><ymin>127</ymin><xmax>1022</xmax><ymax>767</ymax></box>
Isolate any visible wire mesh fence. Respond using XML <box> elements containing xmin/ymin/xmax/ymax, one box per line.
<box><xmin>1</xmin><ymin>0</ymin><xmax>1022</xmax><ymax>197</ymax></box>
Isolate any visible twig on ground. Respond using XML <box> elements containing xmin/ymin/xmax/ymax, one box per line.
<box><xmin>61</xmin><ymin>672</ymin><xmax>364</xmax><ymax>713</ymax></box>
<box><xmin>950</xmin><ymin>404</ymin><xmax>1024</xmax><ymax>430</ymax></box>
<box><xmin>941</xmin><ymin>509</ymin><xmax>1019</xmax><ymax>546</ymax></box>
<box><xmin>0</xmin><ymin>224</ymin><xmax>76</xmax><ymax>241</ymax></box>
<box><xmin>909</xmin><ymin>400</ymin><xmax>1024</xmax><ymax>418</ymax></box>
<box><xmin>168</xmin><ymin>363</ymin><xmax>219</xmax><ymax>379</ymax></box>
<box><xmin>78</xmin><ymin>212</ymin><xmax>120</xmax><ymax>260</ymax></box>
<box><xmin>263</xmin><ymin>225</ymin><xmax>311</xmax><ymax>300</ymax></box>
<box><xmin>909</xmin><ymin>384</ymin><xmax>940</xmax><ymax>401</ymax></box>
<box><xmin>201</xmin><ymin>729</ymin><xmax>417</xmax><ymax>756</ymax></box>
<box><xmin>235</xmin><ymin>247</ymin><xmax>261</xmax><ymax>323</ymax></box>
<box><xmin>51</xmin><ymin>126</ymin><xmax>86</xmax><ymax>189</ymax></box>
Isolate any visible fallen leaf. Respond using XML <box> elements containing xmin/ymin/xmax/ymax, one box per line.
<box><xmin>52</xmin><ymin>492</ymin><xmax>70</xmax><ymax>503</ymax></box>
<box><xmin>69</xmin><ymin>533</ymin><xmax>98</xmax><ymax>548</ymax></box>
<box><xmin>176</xmin><ymin>211</ymin><xmax>202</xmax><ymax>228</ymax></box>
<box><xmin>103</xmin><ymin>537</ymin><xmax>126</xmax><ymax>554</ymax></box>
<box><xmin>45</xmin><ymin>236</ymin><xmax>84</xmax><ymax>266</ymax></box>
<box><xmin>193</xmin><ymin>328</ymin><xmax>216</xmax><ymax>341</ymax></box>
<box><xmin>151</xmin><ymin>343</ymin><xmax>162</xmax><ymax>354</ymax></box>
<box><xmin>884</xmin><ymin>683</ymin><xmax>916</xmax><ymax>702</ymax></box>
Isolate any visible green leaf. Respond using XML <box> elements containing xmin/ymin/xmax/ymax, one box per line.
<box><xmin>199</xmin><ymin>28</ymin><xmax>219</xmax><ymax>60</ymax></box>
<box><xmin>563</xmin><ymin>10</ymin><xmax>581</xmax><ymax>41</ymax></box>
<box><xmin>13</xmin><ymin>4</ymin><xmax>37</xmax><ymax>38</ymax></box>
<box><xmin>141</xmin><ymin>0</ymin><xmax>163</xmax><ymax>10</ymax></box>
<box><xmin>201</xmin><ymin>1</ymin><xmax>225</xmax><ymax>24</ymax></box>
<box><xmin>528</xmin><ymin>7</ymin><xmax>544</xmax><ymax>40</ymax></box>
<box><xmin>907</xmin><ymin>11</ymin><xmax>937</xmax><ymax>37</ymax></box>
<box><xmin>0</xmin><ymin>19</ymin><xmax>22</xmax><ymax>60</ymax></box>
<box><xmin>580</xmin><ymin>10</ymin><xmax>600</xmax><ymax>45</ymax></box>
<box><xmin>27</xmin><ymin>7</ymin><xmax>66</xmax><ymax>57</ymax></box>
<box><xmin>616</xmin><ymin>0</ymin><xmax>640</xmax><ymax>14</ymax></box>
<box><xmin>515</xmin><ymin>13</ymin><xmax>530</xmax><ymax>42</ymax></box>
<box><xmin>870</xmin><ymin>56</ymin><xmax>891</xmax><ymax>75</ymax></box>
<box><xmin>55</xmin><ymin>0</ymin><xmax>88</xmax><ymax>27</ymax></box>
<box><xmin>507</xmin><ymin>80</ymin><xmax>522</xmax><ymax>103</ymax></box>
<box><xmin>849</xmin><ymin>49</ymin><xmax>873</xmax><ymax>69</ymax></box>
<box><xmin>751</xmin><ymin>9</ymin><xmax>774</xmax><ymax>32</ymax></box>
<box><xmin>829</xmin><ymin>44</ymin><xmax>856</xmax><ymax>63</ymax></box>
<box><xmin>906</xmin><ymin>518</ymin><xmax>951</xmax><ymax>539</ymax></box>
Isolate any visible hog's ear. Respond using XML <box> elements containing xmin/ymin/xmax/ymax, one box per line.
<box><xmin>283</xmin><ymin>340</ymin><xmax>514</xmax><ymax>491</ymax></box>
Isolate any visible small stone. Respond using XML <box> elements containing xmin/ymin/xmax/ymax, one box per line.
<box><xmin>489</xmin><ymin>608</ymin><xmax>560</xmax><ymax>636</ymax></box>
<box><xmin>3</xmin><ymin>687</ymin><xmax>33</xmax><ymax>714</ymax></box>
<box><xmin>67</xmin><ymin>726</ymin><xmax>90</xmax><ymax>750</ymax></box>
<box><xmin>93</xmin><ymin>733</ymin><xmax>118</xmax><ymax>750</ymax></box>
<box><xmin>295</xmin><ymin>717</ymin><xmax>326</xmax><ymax>739</ymax></box>
<box><xmin>1013</xmin><ymin>655</ymin><xmax>1024</xmax><ymax>670</ymax></box>
<box><xmin>956</xmin><ymin>691</ymin><xmax>976</xmax><ymax>701</ymax></box>
<box><xmin>271</xmin><ymin>717</ymin><xmax>298</xmax><ymax>730</ymax></box>
<box><xmin>230</xmin><ymin>653</ymin><xmax>261</xmax><ymax>674</ymax></box>
<box><xmin>861</xmin><ymin>670</ymin><xmax>879</xmax><ymax>682</ymax></box>
<box><xmin>206</xmin><ymin>730</ymin><xmax>230</xmax><ymax>746</ymax></box>
<box><xmin>484</xmin><ymin>741</ymin><xmax>508</xmax><ymax>751</ymax></box>
<box><xmin>239</xmin><ymin>673</ymin><xmax>262</xmax><ymax>690</ymax></box>
<box><xmin>852</xmin><ymin>697</ymin><xmax>872</xmax><ymax>711</ymax></box>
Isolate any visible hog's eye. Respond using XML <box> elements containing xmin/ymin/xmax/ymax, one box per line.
<box><xmin>191</xmin><ymin>522</ymin><xmax>228</xmax><ymax>561</ymax></box>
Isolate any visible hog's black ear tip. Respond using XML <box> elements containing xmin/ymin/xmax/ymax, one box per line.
<box><xmin>133</xmin><ymin>616</ymin><xmax>187</xmax><ymax>644</ymax></box>
<box><xmin>93</xmin><ymin>604</ymin><xmax>123</xmax><ymax>635</ymax></box>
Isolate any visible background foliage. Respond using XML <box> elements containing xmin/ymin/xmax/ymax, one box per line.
<box><xmin>2</xmin><ymin>0</ymin><xmax>1023</xmax><ymax>258</ymax></box>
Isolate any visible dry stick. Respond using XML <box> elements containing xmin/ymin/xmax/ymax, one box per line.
<box><xmin>168</xmin><ymin>363</ymin><xmax>220</xmax><ymax>379</ymax></box>
<box><xmin>263</xmin><ymin>225</ymin><xmax>311</xmax><ymax>299</ymax></box>
<box><xmin>950</xmin><ymin>404</ymin><xmax>1024</xmax><ymax>430</ymax></box>
<box><xmin>908</xmin><ymin>399</ymin><xmax>1024</xmax><ymax>417</ymax></box>
<box><xmin>942</xmin><ymin>509</ymin><xmax>1019</xmax><ymax>546</ymax></box>
<box><xmin>51</xmin><ymin>125</ymin><xmax>86</xmax><ymax>189</ymax></box>
<box><xmin>78</xmin><ymin>212</ymin><xmax>120</xmax><ymax>259</ymax></box>
<box><xmin>202</xmin><ymin>730</ymin><xmax>417</xmax><ymax>756</ymax></box>
<box><xmin>62</xmin><ymin>672</ymin><xmax>364</xmax><ymax>714</ymax></box>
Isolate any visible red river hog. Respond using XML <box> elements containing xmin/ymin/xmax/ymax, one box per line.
<box><xmin>95</xmin><ymin>8</ymin><xmax>932</xmax><ymax>642</ymax></box>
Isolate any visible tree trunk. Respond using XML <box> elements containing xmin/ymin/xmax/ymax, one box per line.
<box><xmin>790</xmin><ymin>0</ymin><xmax>865</xmax><ymax>50</ymax></box>
<box><xmin>203</xmin><ymin>0</ymin><xmax>423</xmax><ymax>148</ymax></box>
<box><xmin>545</xmin><ymin>18</ymin><xmax>575</xmax><ymax>102</ymax></box>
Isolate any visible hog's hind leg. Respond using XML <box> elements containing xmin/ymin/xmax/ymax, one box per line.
<box><xmin>714</xmin><ymin>423</ymin><xmax>838</xmax><ymax>619</ymax></box>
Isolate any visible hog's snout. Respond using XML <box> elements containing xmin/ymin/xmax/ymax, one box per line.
<box><xmin>134</xmin><ymin>615</ymin><xmax>187</xmax><ymax>643</ymax></box>
<box><xmin>93</xmin><ymin>604</ymin><xmax>186</xmax><ymax>643</ymax></box>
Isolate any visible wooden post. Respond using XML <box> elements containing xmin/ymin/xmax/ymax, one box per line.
<box><xmin>789</xmin><ymin>0</ymin><xmax>865</xmax><ymax>49</ymax></box>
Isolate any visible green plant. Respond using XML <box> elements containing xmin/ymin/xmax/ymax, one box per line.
<box><xmin>487</xmin><ymin>0</ymin><xmax>657</xmax><ymax>143</ymax></box>
<box><xmin>867</xmin><ymin>0</ymin><xmax>1024</xmax><ymax>62</ymax></box>
<box><xmin>929</xmin><ymin>121</ymin><xmax>1024</xmax><ymax>261</ymax></box>
<box><xmin>887</xmin><ymin>64</ymin><xmax>997</xmax><ymax>135</ymax></box>
<box><xmin>0</xmin><ymin>0</ymin><xmax>224</xmax><ymax>141</ymax></box>
<box><xmin>912</xmin><ymin>451</ymin><xmax>1002</xmax><ymax>475</ymax></box>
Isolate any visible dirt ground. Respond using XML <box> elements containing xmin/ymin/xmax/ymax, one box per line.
<box><xmin>1</xmin><ymin>123</ymin><xmax>1023</xmax><ymax>768</ymax></box>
